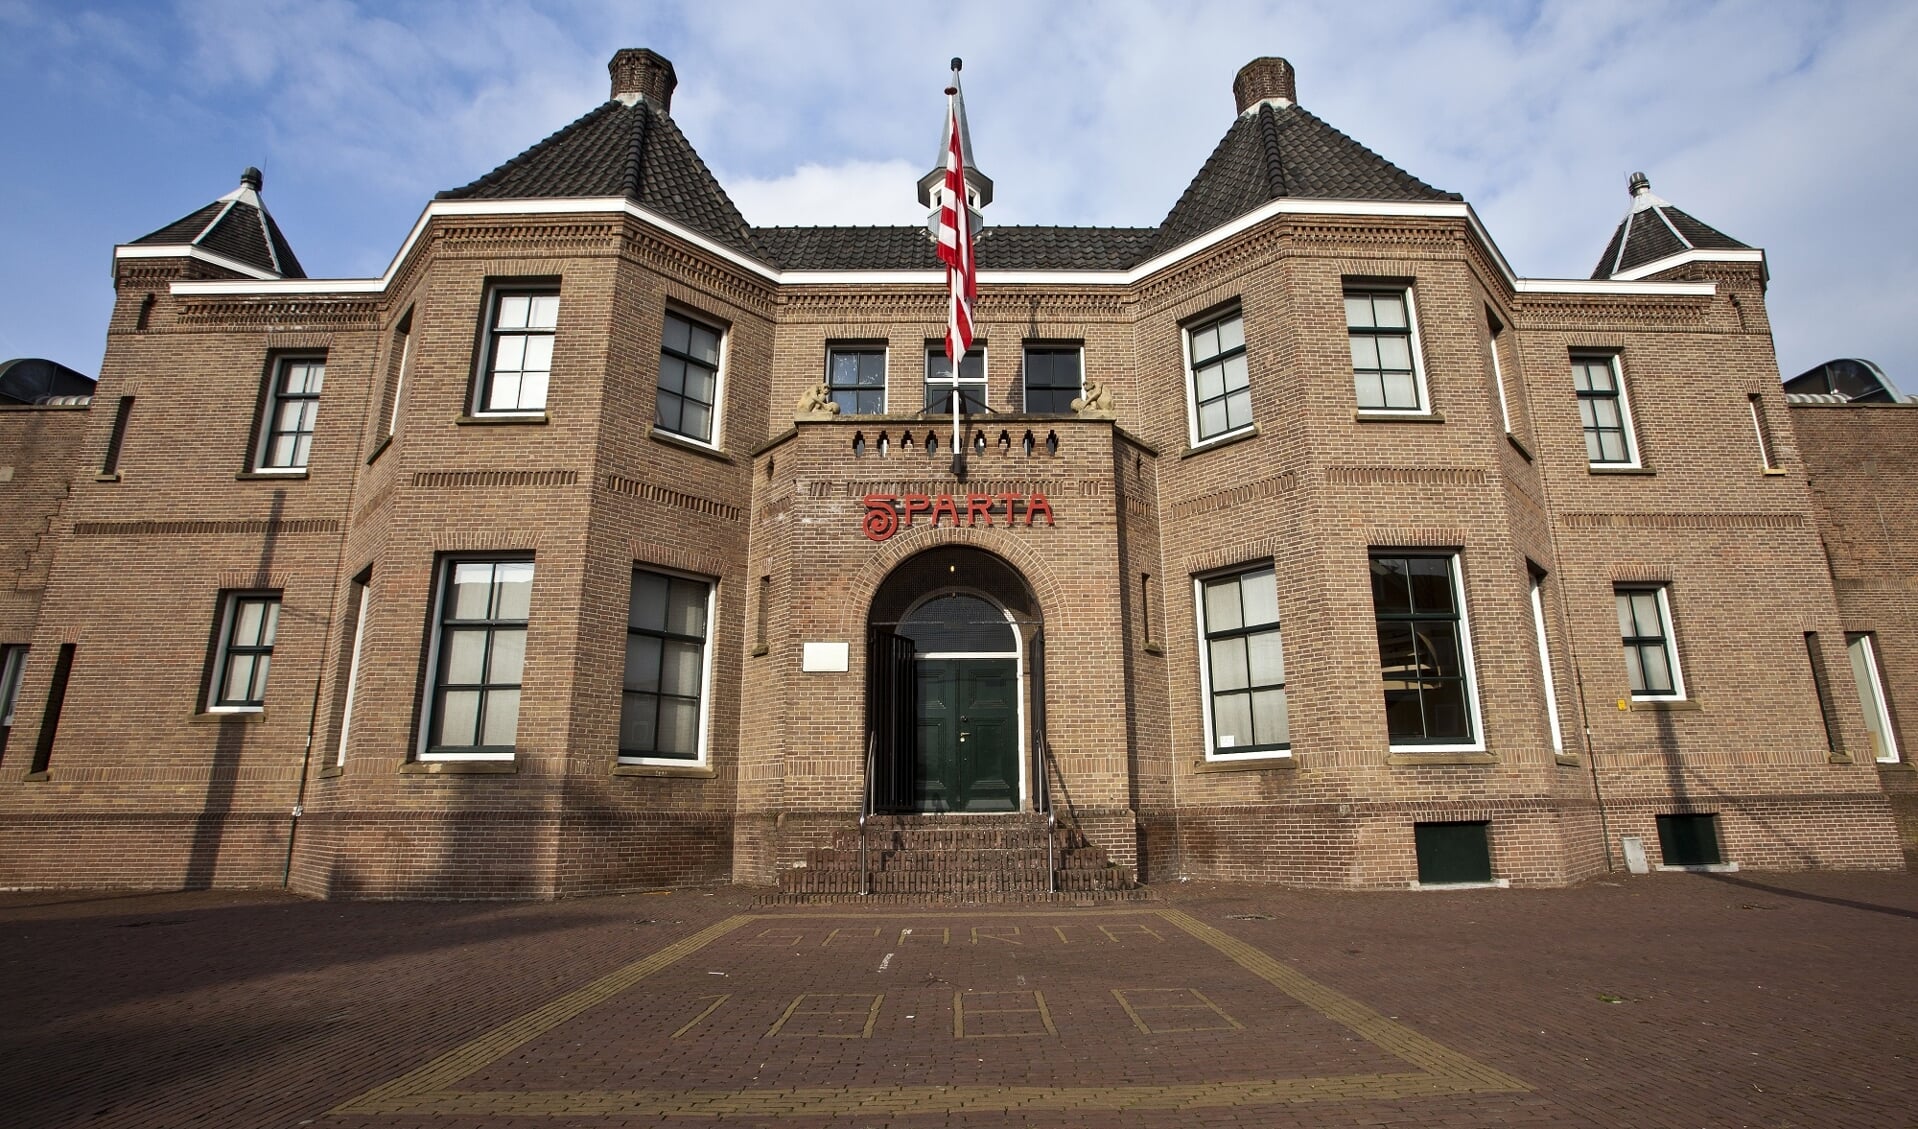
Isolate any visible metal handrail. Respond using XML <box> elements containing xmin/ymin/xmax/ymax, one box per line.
<box><xmin>1036</xmin><ymin>733</ymin><xmax>1055</xmax><ymax>894</ymax></box>
<box><xmin>859</xmin><ymin>731</ymin><xmax>877</xmax><ymax>897</ymax></box>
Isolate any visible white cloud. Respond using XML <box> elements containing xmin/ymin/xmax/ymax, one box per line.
<box><xmin>723</xmin><ymin>160</ymin><xmax>927</xmax><ymax>227</ymax></box>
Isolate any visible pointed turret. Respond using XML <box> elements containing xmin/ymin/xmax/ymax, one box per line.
<box><xmin>917</xmin><ymin>58</ymin><xmax>992</xmax><ymax>236</ymax></box>
<box><xmin>1592</xmin><ymin>172</ymin><xmax>1753</xmax><ymax>281</ymax></box>
<box><xmin>125</xmin><ymin>167</ymin><xmax>305</xmax><ymax>278</ymax></box>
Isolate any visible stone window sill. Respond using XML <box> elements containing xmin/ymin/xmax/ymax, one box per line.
<box><xmin>401</xmin><ymin>760</ymin><xmax>517</xmax><ymax>774</ymax></box>
<box><xmin>614</xmin><ymin>763</ymin><xmax>716</xmax><ymax>779</ymax></box>
<box><xmin>1194</xmin><ymin>754</ymin><xmax>1295</xmax><ymax>773</ymax></box>
<box><xmin>94</xmin><ymin>472</ymin><xmax>121</xmax><ymax>483</ymax></box>
<box><xmin>457</xmin><ymin>413</ymin><xmax>549</xmax><ymax>426</ymax></box>
<box><xmin>367</xmin><ymin>434</ymin><xmax>393</xmax><ymax>465</ymax></box>
<box><xmin>1761</xmin><ymin>467</ymin><xmax>1790</xmax><ymax>477</ymax></box>
<box><xmin>1589</xmin><ymin>464</ymin><xmax>1655</xmax><ymax>476</ymax></box>
<box><xmin>1180</xmin><ymin>423</ymin><xmax>1260</xmax><ymax>459</ymax></box>
<box><xmin>1506</xmin><ymin>432</ymin><xmax>1533</xmax><ymax>461</ymax></box>
<box><xmin>650</xmin><ymin>427</ymin><xmax>734</xmax><ymax>464</ymax></box>
<box><xmin>317</xmin><ymin>765</ymin><xmax>344</xmax><ymax>779</ymax></box>
<box><xmin>1625</xmin><ymin>698</ymin><xmax>1700</xmax><ymax>712</ymax></box>
<box><xmin>193</xmin><ymin>709</ymin><xmax>267</xmax><ymax>725</ymax></box>
<box><xmin>1143</xmin><ymin>641</ymin><xmax>1165</xmax><ymax>656</ymax></box>
<box><xmin>1354</xmin><ymin>410</ymin><xmax>1445</xmax><ymax>424</ymax></box>
<box><xmin>23</xmin><ymin>771</ymin><xmax>50</xmax><ymax>782</ymax></box>
<box><xmin>1877</xmin><ymin>760</ymin><xmax>1916</xmax><ymax>773</ymax></box>
<box><xmin>1554</xmin><ymin>753</ymin><xmax>1582</xmax><ymax>767</ymax></box>
<box><xmin>237</xmin><ymin>469</ymin><xmax>308</xmax><ymax>481</ymax></box>
<box><xmin>1386</xmin><ymin>751</ymin><xmax>1497</xmax><ymax>766</ymax></box>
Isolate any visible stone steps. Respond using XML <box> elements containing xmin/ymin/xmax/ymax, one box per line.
<box><xmin>777</xmin><ymin>812</ymin><xmax>1141</xmax><ymax>900</ymax></box>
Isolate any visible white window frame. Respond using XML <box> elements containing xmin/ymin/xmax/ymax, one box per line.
<box><xmin>656</xmin><ymin>308</ymin><xmax>727</xmax><ymax>449</ymax></box>
<box><xmin>1193</xmin><ymin>564</ymin><xmax>1291</xmax><ymax>761</ymax></box>
<box><xmin>925</xmin><ymin>341</ymin><xmax>989</xmax><ymax>416</ymax></box>
<box><xmin>1487</xmin><ymin>310</ymin><xmax>1513</xmax><ymax>434</ymax></box>
<box><xmin>253</xmin><ymin>356</ymin><xmax>325</xmax><ymax>472</ymax></box>
<box><xmin>418</xmin><ymin>557</ymin><xmax>534</xmax><ymax>761</ymax></box>
<box><xmin>1847</xmin><ymin>633</ymin><xmax>1902</xmax><ymax>764</ymax></box>
<box><xmin>1748</xmin><ymin>393</ymin><xmax>1778</xmax><ymax>471</ymax></box>
<box><xmin>1573</xmin><ymin>353</ymin><xmax>1642</xmax><ymax>469</ymax></box>
<box><xmin>1021</xmin><ymin>343</ymin><xmax>1085</xmax><ymax>414</ymax></box>
<box><xmin>336</xmin><ymin>577</ymin><xmax>371</xmax><ymax>768</ymax></box>
<box><xmin>473</xmin><ymin>287</ymin><xmax>559</xmax><ymax>417</ymax></box>
<box><xmin>1616</xmin><ymin>585</ymin><xmax>1686</xmax><ymax>701</ymax></box>
<box><xmin>1528</xmin><ymin>573</ymin><xmax>1565</xmax><ymax>754</ymax></box>
<box><xmin>0</xmin><ymin>644</ymin><xmax>27</xmax><ymax>731</ymax></box>
<box><xmin>1182</xmin><ymin>306</ymin><xmax>1253</xmax><ymax>448</ymax></box>
<box><xmin>1374</xmin><ymin>553</ymin><xmax>1486</xmax><ymax>754</ymax></box>
<box><xmin>1347</xmin><ymin>286</ymin><xmax>1434</xmax><ymax>417</ymax></box>
<box><xmin>209</xmin><ymin>592</ymin><xmax>281</xmax><ymax>713</ymax></box>
<box><xmin>618</xmin><ymin>565</ymin><xmax>718</xmax><ymax>768</ymax></box>
<box><xmin>826</xmin><ymin>343</ymin><xmax>889</xmax><ymax>415</ymax></box>
<box><xmin>386</xmin><ymin>313</ymin><xmax>414</xmax><ymax>439</ymax></box>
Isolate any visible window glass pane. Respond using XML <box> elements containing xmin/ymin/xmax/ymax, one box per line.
<box><xmin>1377</xmin><ymin>622</ymin><xmax>1417</xmax><ymax>674</ymax></box>
<box><xmin>480</xmin><ymin>688</ymin><xmax>520</xmax><ymax>746</ymax></box>
<box><xmin>680</xmin><ymin>402</ymin><xmax>711</xmax><ymax>441</ymax></box>
<box><xmin>1203</xmin><ymin>577</ymin><xmax>1243</xmax><ymax>632</ymax></box>
<box><xmin>625</xmin><ymin>635</ymin><xmax>662</xmax><ymax>692</ymax></box>
<box><xmin>526</xmin><ymin>295</ymin><xmax>559</xmax><ymax>329</ymax></box>
<box><xmin>1213</xmin><ymin>693</ymin><xmax>1253</xmax><ymax>748</ymax></box>
<box><xmin>494</xmin><ymin>563</ymin><xmax>534</xmax><ymax>621</ymax></box>
<box><xmin>1373</xmin><ymin>294</ymin><xmax>1407</xmax><ymax>328</ymax></box>
<box><xmin>1624</xmin><ymin>647</ymin><xmax>1647</xmax><ymax>693</ymax></box>
<box><xmin>1597</xmin><ymin>431</ymin><xmax>1627</xmax><ymax>462</ymax></box>
<box><xmin>1220</xmin><ymin>353</ymin><xmax>1249</xmax><ymax>393</ymax></box>
<box><xmin>438</xmin><ymin>689</ymin><xmax>481</xmax><ymax>747</ymax></box>
<box><xmin>831</xmin><ymin>352</ymin><xmax>858</xmax><ymax>384</ymax></box>
<box><xmin>860</xmin><ymin>354</ymin><xmax>886</xmax><ymax>385</ymax></box>
<box><xmin>1344</xmin><ymin>296</ymin><xmax>1373</xmax><ymax>328</ymax></box>
<box><xmin>1350</xmin><ymin>336</ymin><xmax>1380</xmax><ymax>370</ymax></box>
<box><xmin>1197</xmin><ymin>399</ymin><xmax>1228</xmax><ymax>438</ymax></box>
<box><xmin>1224</xmin><ymin>389</ymin><xmax>1253</xmax><ymax>430</ymax></box>
<box><xmin>1190</xmin><ymin>324</ymin><xmax>1218</xmax><ymax>362</ymax></box>
<box><xmin>683</xmin><ymin>365</ymin><xmax>715</xmax><ymax>405</ymax></box>
<box><xmin>487</xmin><ymin>373</ymin><xmax>523</xmax><ymax>411</ymax></box>
<box><xmin>631</xmin><ymin>572</ymin><xmax>669</xmax><ymax>631</ymax></box>
<box><xmin>663</xmin><ymin>314</ymin><xmax>691</xmax><ymax>355</ymax></box>
<box><xmin>1422</xmin><ymin>679</ymin><xmax>1470</xmax><ymax>740</ymax></box>
<box><xmin>656</xmin><ymin>392</ymin><xmax>683</xmax><ymax>433</ymax></box>
<box><xmin>1588</xmin><ymin>398</ymin><xmax>1622</xmax><ymax>430</ymax></box>
<box><xmin>222</xmin><ymin>655</ymin><xmax>257</xmax><ymax>703</ymax></box>
<box><xmin>1247</xmin><ymin>629</ymin><xmax>1285</xmax><ymax>684</ymax></box>
<box><xmin>1616</xmin><ymin>594</ymin><xmax>1637</xmax><ymax>638</ymax></box>
<box><xmin>661</xmin><ymin>640</ymin><xmax>703</xmax><ymax>696</ymax></box>
<box><xmin>1632</xmin><ymin>592</ymin><xmax>1661</xmax><ymax>637</ymax></box>
<box><xmin>233</xmin><ymin>600</ymin><xmax>266</xmax><ymax>645</ymax></box>
<box><xmin>493</xmin><ymin>335</ymin><xmax>526</xmax><ymax>372</ymax></box>
<box><xmin>1376</xmin><ymin>336</ymin><xmax>1412</xmax><ymax>370</ymax></box>
<box><xmin>497</xmin><ymin>295</ymin><xmax>530</xmax><ymax>329</ymax></box>
<box><xmin>1239</xmin><ymin>568</ymin><xmax>1278</xmax><ymax>626</ymax></box>
<box><xmin>1407</xmin><ymin>557</ymin><xmax>1454</xmax><ymax>614</ymax></box>
<box><xmin>1216</xmin><ymin>315</ymin><xmax>1244</xmax><ymax>354</ymax></box>
<box><xmin>689</xmin><ymin>324</ymin><xmax>720</xmax><ymax>365</ymax></box>
<box><xmin>668</xmin><ymin>580</ymin><xmax>708</xmax><ymax>635</ymax></box>
<box><xmin>659</xmin><ymin>698</ymin><xmax>700</xmax><ymax>756</ymax></box>
<box><xmin>1383</xmin><ymin>688</ymin><xmax>1424</xmax><ymax>741</ymax></box>
<box><xmin>658</xmin><ymin>357</ymin><xmax>687</xmax><ymax>394</ymax></box>
<box><xmin>1417</xmin><ymin>623</ymin><xmax>1462</xmax><ymax>677</ymax></box>
<box><xmin>1194</xmin><ymin>361</ymin><xmax>1224</xmax><ymax>403</ymax></box>
<box><xmin>451</xmin><ymin>563</ymin><xmax>495</xmax><ymax>619</ymax></box>
<box><xmin>1210</xmin><ymin>638</ymin><xmax>1249</xmax><ymax>691</ymax></box>
<box><xmin>1355</xmin><ymin>371</ymin><xmax>1386</xmax><ymax>409</ymax></box>
<box><xmin>1638</xmin><ymin>645</ymin><xmax>1672</xmax><ymax>693</ymax></box>
<box><xmin>443</xmin><ymin>628</ymin><xmax>487</xmax><ymax>683</ymax></box>
<box><xmin>621</xmin><ymin>691</ymin><xmax>658</xmax><ymax>751</ymax></box>
<box><xmin>1251</xmin><ymin>688</ymin><xmax>1289</xmax><ymax>746</ymax></box>
<box><xmin>517</xmin><ymin>371</ymin><xmax>548</xmax><ymax>411</ymax></box>
<box><xmin>1371</xmin><ymin>558</ymin><xmax>1412</xmax><ymax>615</ymax></box>
<box><xmin>487</xmin><ymin>629</ymin><xmax>525</xmax><ymax>683</ymax></box>
<box><xmin>522</xmin><ymin>335</ymin><xmax>553</xmax><ymax>374</ymax></box>
<box><xmin>1381</xmin><ymin>372</ymin><xmax>1418</xmax><ymax>409</ymax></box>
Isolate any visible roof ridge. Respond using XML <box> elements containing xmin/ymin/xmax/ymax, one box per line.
<box><xmin>1649</xmin><ymin>202</ymin><xmax>1695</xmax><ymax>254</ymax></box>
<box><xmin>252</xmin><ymin>202</ymin><xmax>282</xmax><ymax>275</ymax></box>
<box><xmin>195</xmin><ymin>198</ymin><xmax>241</xmax><ymax>247</ymax></box>
<box><xmin>1255</xmin><ymin>103</ymin><xmax>1288</xmax><ymax>199</ymax></box>
<box><xmin>621</xmin><ymin>103</ymin><xmax>647</xmax><ymax>201</ymax></box>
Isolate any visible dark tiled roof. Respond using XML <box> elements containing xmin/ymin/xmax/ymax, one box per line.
<box><xmin>751</xmin><ymin>225</ymin><xmax>1159</xmax><ymax>271</ymax></box>
<box><xmin>1155</xmin><ymin>102</ymin><xmax>1459</xmax><ymax>253</ymax></box>
<box><xmin>130</xmin><ymin>193</ymin><xmax>306</xmax><ymax>278</ymax></box>
<box><xmin>1592</xmin><ymin>195</ymin><xmax>1750</xmax><ymax>279</ymax></box>
<box><xmin>438</xmin><ymin>99</ymin><xmax>759</xmax><ymax>257</ymax></box>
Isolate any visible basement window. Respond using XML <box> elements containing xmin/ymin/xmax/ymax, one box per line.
<box><xmin>1414</xmin><ymin>821</ymin><xmax>1492</xmax><ymax>885</ymax></box>
<box><xmin>1656</xmin><ymin>814</ymin><xmax>1723</xmax><ymax>867</ymax></box>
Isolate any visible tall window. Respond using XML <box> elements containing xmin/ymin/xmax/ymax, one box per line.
<box><xmin>1023</xmin><ymin>346</ymin><xmax>1083</xmax><ymax>413</ymax></box>
<box><xmin>424</xmin><ymin>560</ymin><xmax>533</xmax><ymax>758</ymax></box>
<box><xmin>0</xmin><ymin>644</ymin><xmax>27</xmax><ymax>756</ymax></box>
<box><xmin>1346</xmin><ymin>289</ymin><xmax>1424</xmax><ymax>412</ymax></box>
<box><xmin>1197</xmin><ymin>566</ymin><xmax>1288</xmax><ymax>756</ymax></box>
<box><xmin>1847</xmin><ymin>633</ymin><xmax>1902</xmax><ymax>763</ymax></box>
<box><xmin>1528</xmin><ymin>572</ymin><xmax>1565</xmax><ymax>754</ymax></box>
<box><xmin>827</xmin><ymin>346</ymin><xmax>886</xmax><ymax>414</ymax></box>
<box><xmin>477</xmin><ymin>290</ymin><xmax>558</xmax><ymax>414</ymax></box>
<box><xmin>1371</xmin><ymin>554</ymin><xmax>1478</xmax><ymax>747</ymax></box>
<box><xmin>621</xmin><ymin>569</ymin><xmax>713</xmax><ymax>762</ymax></box>
<box><xmin>1186</xmin><ymin>309</ymin><xmax>1250</xmax><ymax>442</ymax></box>
<box><xmin>1616</xmin><ymin>586</ymin><xmax>1683</xmax><ymax>699</ymax></box>
<box><xmin>256</xmin><ymin>358</ymin><xmax>324</xmax><ymax>470</ymax></box>
<box><xmin>657</xmin><ymin>311</ymin><xmax>723</xmax><ymax>444</ymax></box>
<box><xmin>335</xmin><ymin>575</ymin><xmax>371</xmax><ymax>768</ymax></box>
<box><xmin>1574</xmin><ymin>355</ymin><xmax>1637</xmax><ymax>465</ymax></box>
<box><xmin>1486</xmin><ymin>309</ymin><xmax>1513</xmax><ymax>433</ymax></box>
<box><xmin>925</xmin><ymin>345</ymin><xmax>987</xmax><ymax>415</ymax></box>
<box><xmin>382</xmin><ymin>310</ymin><xmax>413</xmax><ymax>440</ymax></box>
<box><xmin>211</xmin><ymin>594</ymin><xmax>281</xmax><ymax>710</ymax></box>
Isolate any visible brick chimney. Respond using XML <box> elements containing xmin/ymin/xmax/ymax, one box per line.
<box><xmin>609</xmin><ymin>48</ymin><xmax>676</xmax><ymax>111</ymax></box>
<box><xmin>1233</xmin><ymin>57</ymin><xmax>1297</xmax><ymax>112</ymax></box>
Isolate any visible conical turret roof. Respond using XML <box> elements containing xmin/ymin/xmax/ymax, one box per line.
<box><xmin>128</xmin><ymin>168</ymin><xmax>305</xmax><ymax>278</ymax></box>
<box><xmin>1592</xmin><ymin>172</ymin><xmax>1750</xmax><ymax>280</ymax></box>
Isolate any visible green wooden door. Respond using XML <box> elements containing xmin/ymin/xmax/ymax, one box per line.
<box><xmin>914</xmin><ymin>658</ymin><xmax>1018</xmax><ymax>812</ymax></box>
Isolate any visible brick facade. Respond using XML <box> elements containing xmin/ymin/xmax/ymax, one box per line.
<box><xmin>0</xmin><ymin>51</ymin><xmax>1904</xmax><ymax>897</ymax></box>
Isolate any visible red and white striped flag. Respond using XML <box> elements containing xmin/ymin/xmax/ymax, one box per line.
<box><xmin>936</xmin><ymin>98</ymin><xmax>976</xmax><ymax>366</ymax></box>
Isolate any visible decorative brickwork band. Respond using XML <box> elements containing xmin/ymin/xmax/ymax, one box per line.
<box><xmin>74</xmin><ymin>518</ymin><xmax>340</xmax><ymax>537</ymax></box>
<box><xmin>603</xmin><ymin>475</ymin><xmax>742</xmax><ymax>522</ymax></box>
<box><xmin>414</xmin><ymin>469</ymin><xmax>578</xmax><ymax>489</ymax></box>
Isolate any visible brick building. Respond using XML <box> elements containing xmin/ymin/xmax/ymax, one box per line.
<box><xmin>0</xmin><ymin>49</ymin><xmax>1906</xmax><ymax>898</ymax></box>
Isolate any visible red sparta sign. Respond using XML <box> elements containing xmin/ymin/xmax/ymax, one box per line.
<box><xmin>862</xmin><ymin>492</ymin><xmax>1055</xmax><ymax>542</ymax></box>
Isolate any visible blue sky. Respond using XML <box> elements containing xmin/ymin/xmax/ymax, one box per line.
<box><xmin>3</xmin><ymin>0</ymin><xmax>1914</xmax><ymax>387</ymax></box>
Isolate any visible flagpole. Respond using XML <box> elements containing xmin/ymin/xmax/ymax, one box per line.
<box><xmin>947</xmin><ymin>78</ymin><xmax>964</xmax><ymax>481</ymax></box>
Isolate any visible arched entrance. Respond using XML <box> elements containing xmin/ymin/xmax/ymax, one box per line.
<box><xmin>867</xmin><ymin>547</ymin><xmax>1042</xmax><ymax>813</ymax></box>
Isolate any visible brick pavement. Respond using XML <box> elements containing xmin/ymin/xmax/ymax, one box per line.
<box><xmin>1</xmin><ymin>868</ymin><xmax>1914</xmax><ymax>1128</ymax></box>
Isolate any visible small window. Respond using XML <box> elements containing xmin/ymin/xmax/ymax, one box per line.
<box><xmin>1371</xmin><ymin>554</ymin><xmax>1479</xmax><ymax>747</ymax></box>
<box><xmin>0</xmin><ymin>644</ymin><xmax>28</xmax><ymax>752</ymax></box>
<box><xmin>1748</xmin><ymin>393</ymin><xmax>1779</xmax><ymax>470</ymax></box>
<box><xmin>1847</xmin><ymin>633</ymin><xmax>1902</xmax><ymax>763</ymax></box>
<box><xmin>477</xmin><ymin>290</ymin><xmax>558</xmax><ymax>414</ymax></box>
<box><xmin>381</xmin><ymin>310</ymin><xmax>414</xmax><ymax>440</ymax></box>
<box><xmin>422</xmin><ymin>559</ymin><xmax>533</xmax><ymax>759</ymax></box>
<box><xmin>1573</xmin><ymin>355</ymin><xmax>1638</xmax><ymax>466</ymax></box>
<box><xmin>211</xmin><ymin>594</ymin><xmax>281</xmax><ymax>711</ymax></box>
<box><xmin>1528</xmin><ymin>571</ymin><xmax>1565</xmax><ymax>754</ymax></box>
<box><xmin>1616</xmin><ymin>587</ymin><xmax>1684</xmax><ymax>700</ymax></box>
<box><xmin>256</xmin><ymin>357</ymin><xmax>324</xmax><ymax>470</ymax></box>
<box><xmin>1486</xmin><ymin>308</ymin><xmax>1513</xmax><ymax>433</ymax></box>
<box><xmin>335</xmin><ymin>575</ymin><xmax>371</xmax><ymax>768</ymax></box>
<box><xmin>621</xmin><ymin>569</ymin><xmax>714</xmax><ymax>763</ymax></box>
<box><xmin>1414</xmin><ymin>821</ymin><xmax>1492</xmax><ymax>885</ymax></box>
<box><xmin>1196</xmin><ymin>565</ymin><xmax>1288</xmax><ymax>757</ymax></box>
<box><xmin>1346</xmin><ymin>289</ymin><xmax>1425</xmax><ymax>412</ymax></box>
<box><xmin>657</xmin><ymin>311</ymin><xmax>723</xmax><ymax>444</ymax></box>
<box><xmin>1185</xmin><ymin>309</ymin><xmax>1250</xmax><ymax>443</ymax></box>
<box><xmin>827</xmin><ymin>346</ymin><xmax>887</xmax><ymax>415</ymax></box>
<box><xmin>1656</xmin><ymin>813</ymin><xmax>1723</xmax><ymax>867</ymax></box>
<box><xmin>925</xmin><ymin>345</ymin><xmax>987</xmax><ymax>415</ymax></box>
<box><xmin>1024</xmin><ymin>346</ymin><xmax>1082</xmax><ymax>414</ymax></box>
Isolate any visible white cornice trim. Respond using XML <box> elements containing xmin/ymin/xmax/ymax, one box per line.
<box><xmin>115</xmin><ymin>243</ymin><xmax>282</xmax><ymax>281</ymax></box>
<box><xmin>158</xmin><ymin>193</ymin><xmax>1725</xmax><ymax>301</ymax></box>
<box><xmin>1609</xmin><ymin>247</ymin><xmax>1766</xmax><ymax>283</ymax></box>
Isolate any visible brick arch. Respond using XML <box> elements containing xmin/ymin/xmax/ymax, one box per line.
<box><xmin>848</xmin><ymin>523</ymin><xmax>1064</xmax><ymax>630</ymax></box>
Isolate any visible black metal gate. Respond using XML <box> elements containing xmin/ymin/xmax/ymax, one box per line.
<box><xmin>866</xmin><ymin>629</ymin><xmax>916</xmax><ymax>812</ymax></box>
